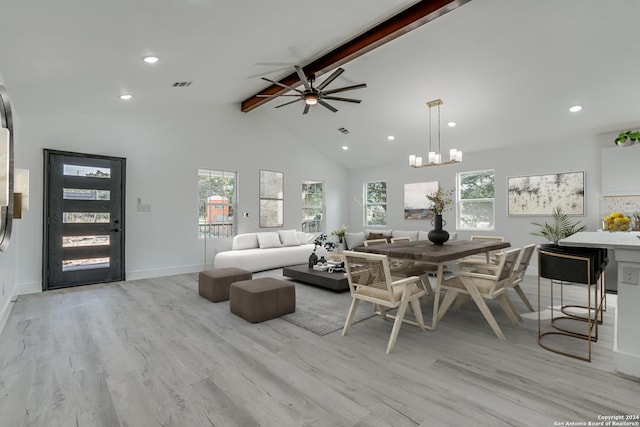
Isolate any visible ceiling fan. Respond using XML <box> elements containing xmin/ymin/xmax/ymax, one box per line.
<box><xmin>258</xmin><ymin>65</ymin><xmax>366</xmax><ymax>114</ymax></box>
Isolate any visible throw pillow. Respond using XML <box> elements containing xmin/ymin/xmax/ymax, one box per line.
<box><xmin>257</xmin><ymin>232</ymin><xmax>282</xmax><ymax>249</ymax></box>
<box><xmin>367</xmin><ymin>232</ymin><xmax>390</xmax><ymax>243</ymax></box>
<box><xmin>233</xmin><ymin>233</ymin><xmax>259</xmax><ymax>250</ymax></box>
<box><xmin>344</xmin><ymin>232</ymin><xmax>365</xmax><ymax>250</ymax></box>
<box><xmin>278</xmin><ymin>229</ymin><xmax>300</xmax><ymax>247</ymax></box>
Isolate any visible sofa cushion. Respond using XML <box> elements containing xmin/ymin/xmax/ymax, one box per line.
<box><xmin>257</xmin><ymin>232</ymin><xmax>282</xmax><ymax>249</ymax></box>
<box><xmin>278</xmin><ymin>229</ymin><xmax>300</xmax><ymax>247</ymax></box>
<box><xmin>233</xmin><ymin>233</ymin><xmax>259</xmax><ymax>250</ymax></box>
<box><xmin>417</xmin><ymin>230</ymin><xmax>430</xmax><ymax>241</ymax></box>
<box><xmin>297</xmin><ymin>231</ymin><xmax>311</xmax><ymax>244</ymax></box>
<box><xmin>392</xmin><ymin>230</ymin><xmax>419</xmax><ymax>241</ymax></box>
<box><xmin>344</xmin><ymin>232</ymin><xmax>365</xmax><ymax>250</ymax></box>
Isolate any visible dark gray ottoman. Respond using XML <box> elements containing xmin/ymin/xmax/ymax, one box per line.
<box><xmin>229</xmin><ymin>278</ymin><xmax>296</xmax><ymax>323</ymax></box>
<box><xmin>198</xmin><ymin>268</ymin><xmax>252</xmax><ymax>302</ymax></box>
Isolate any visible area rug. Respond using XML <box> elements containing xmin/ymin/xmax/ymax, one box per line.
<box><xmin>254</xmin><ymin>269</ymin><xmax>376</xmax><ymax>336</ymax></box>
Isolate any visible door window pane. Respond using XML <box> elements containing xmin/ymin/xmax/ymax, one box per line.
<box><xmin>302</xmin><ymin>180</ymin><xmax>324</xmax><ymax>232</ymax></box>
<box><xmin>63</xmin><ymin>212</ymin><xmax>110</xmax><ymax>223</ymax></box>
<box><xmin>62</xmin><ymin>235</ymin><xmax>110</xmax><ymax>247</ymax></box>
<box><xmin>63</xmin><ymin>164</ymin><xmax>111</xmax><ymax>178</ymax></box>
<box><xmin>62</xmin><ymin>257</ymin><xmax>110</xmax><ymax>272</ymax></box>
<box><xmin>64</xmin><ymin>188</ymin><xmax>110</xmax><ymax>200</ymax></box>
<box><xmin>198</xmin><ymin>169</ymin><xmax>237</xmax><ymax>238</ymax></box>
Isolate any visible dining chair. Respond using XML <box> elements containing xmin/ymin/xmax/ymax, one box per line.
<box><xmin>363</xmin><ymin>238</ymin><xmax>389</xmax><ymax>246</ymax></box>
<box><xmin>459</xmin><ymin>235</ymin><xmax>505</xmax><ymax>265</ymax></box>
<box><xmin>390</xmin><ymin>236</ymin><xmax>411</xmax><ymax>243</ymax></box>
<box><xmin>342</xmin><ymin>251</ymin><xmax>426</xmax><ymax>353</ymax></box>
<box><xmin>387</xmin><ymin>236</ymin><xmax>437</xmax><ymax>298</ymax></box>
<box><xmin>437</xmin><ymin>248</ymin><xmax>521</xmax><ymax>340</ymax></box>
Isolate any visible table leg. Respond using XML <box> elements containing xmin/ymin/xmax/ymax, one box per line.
<box><xmin>423</xmin><ymin>262</ymin><xmax>444</xmax><ymax>331</ymax></box>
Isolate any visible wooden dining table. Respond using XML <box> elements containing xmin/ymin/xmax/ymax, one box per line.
<box><xmin>356</xmin><ymin>239</ymin><xmax>511</xmax><ymax>330</ymax></box>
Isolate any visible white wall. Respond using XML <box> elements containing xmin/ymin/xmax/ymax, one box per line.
<box><xmin>348</xmin><ymin>133</ymin><xmax>610</xmax><ymax>274</ymax></box>
<box><xmin>10</xmin><ymin>104</ymin><xmax>349</xmax><ymax>294</ymax></box>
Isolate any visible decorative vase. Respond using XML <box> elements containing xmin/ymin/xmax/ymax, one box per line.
<box><xmin>428</xmin><ymin>214</ymin><xmax>450</xmax><ymax>245</ymax></box>
<box><xmin>308</xmin><ymin>251</ymin><xmax>318</xmax><ymax>267</ymax></box>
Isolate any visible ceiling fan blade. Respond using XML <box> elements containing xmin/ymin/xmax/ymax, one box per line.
<box><xmin>275</xmin><ymin>99</ymin><xmax>302</xmax><ymax>108</ymax></box>
<box><xmin>319</xmin><ymin>100</ymin><xmax>338</xmax><ymax>113</ymax></box>
<box><xmin>303</xmin><ymin>104</ymin><xmax>311</xmax><ymax>115</ymax></box>
<box><xmin>316</xmin><ymin>68</ymin><xmax>344</xmax><ymax>90</ymax></box>
<box><xmin>294</xmin><ymin>65</ymin><xmax>311</xmax><ymax>91</ymax></box>
<box><xmin>322</xmin><ymin>83</ymin><xmax>367</xmax><ymax>95</ymax></box>
<box><xmin>261</xmin><ymin>77</ymin><xmax>303</xmax><ymax>93</ymax></box>
<box><xmin>256</xmin><ymin>94</ymin><xmax>300</xmax><ymax>98</ymax></box>
<box><xmin>323</xmin><ymin>96</ymin><xmax>361</xmax><ymax>104</ymax></box>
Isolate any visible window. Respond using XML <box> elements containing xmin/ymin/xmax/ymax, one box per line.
<box><xmin>364</xmin><ymin>181</ymin><xmax>387</xmax><ymax>226</ymax></box>
<box><xmin>457</xmin><ymin>169</ymin><xmax>495</xmax><ymax>230</ymax></box>
<box><xmin>301</xmin><ymin>180</ymin><xmax>324</xmax><ymax>232</ymax></box>
<box><xmin>259</xmin><ymin>170</ymin><xmax>284</xmax><ymax>228</ymax></box>
<box><xmin>198</xmin><ymin>169</ymin><xmax>237</xmax><ymax>238</ymax></box>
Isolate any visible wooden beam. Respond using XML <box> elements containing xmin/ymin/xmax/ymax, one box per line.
<box><xmin>240</xmin><ymin>0</ymin><xmax>472</xmax><ymax>113</ymax></box>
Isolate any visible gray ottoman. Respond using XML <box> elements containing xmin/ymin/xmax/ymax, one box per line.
<box><xmin>229</xmin><ymin>278</ymin><xmax>296</xmax><ymax>323</ymax></box>
<box><xmin>198</xmin><ymin>268</ymin><xmax>252</xmax><ymax>302</ymax></box>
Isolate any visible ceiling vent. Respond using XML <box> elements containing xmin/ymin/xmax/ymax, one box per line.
<box><xmin>338</xmin><ymin>127</ymin><xmax>350</xmax><ymax>135</ymax></box>
<box><xmin>172</xmin><ymin>81</ymin><xmax>192</xmax><ymax>87</ymax></box>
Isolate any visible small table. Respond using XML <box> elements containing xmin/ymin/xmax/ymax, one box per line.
<box><xmin>357</xmin><ymin>239</ymin><xmax>511</xmax><ymax>330</ymax></box>
<box><xmin>282</xmin><ymin>264</ymin><xmax>349</xmax><ymax>291</ymax></box>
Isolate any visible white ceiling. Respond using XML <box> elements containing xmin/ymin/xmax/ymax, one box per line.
<box><xmin>1</xmin><ymin>0</ymin><xmax>639</xmax><ymax>169</ymax></box>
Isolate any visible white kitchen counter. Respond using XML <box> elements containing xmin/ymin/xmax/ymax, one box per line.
<box><xmin>559</xmin><ymin>231</ymin><xmax>640</xmax><ymax>378</ymax></box>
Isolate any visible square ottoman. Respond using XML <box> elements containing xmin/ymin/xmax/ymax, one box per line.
<box><xmin>229</xmin><ymin>278</ymin><xmax>296</xmax><ymax>323</ymax></box>
<box><xmin>198</xmin><ymin>267</ymin><xmax>252</xmax><ymax>302</ymax></box>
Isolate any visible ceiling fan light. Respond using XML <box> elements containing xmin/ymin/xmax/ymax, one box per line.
<box><xmin>304</xmin><ymin>94</ymin><xmax>319</xmax><ymax>105</ymax></box>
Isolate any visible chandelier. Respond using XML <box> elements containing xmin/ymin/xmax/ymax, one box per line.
<box><xmin>409</xmin><ymin>99</ymin><xmax>462</xmax><ymax>168</ymax></box>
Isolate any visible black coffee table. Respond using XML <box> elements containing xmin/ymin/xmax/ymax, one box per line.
<box><xmin>282</xmin><ymin>264</ymin><xmax>349</xmax><ymax>291</ymax></box>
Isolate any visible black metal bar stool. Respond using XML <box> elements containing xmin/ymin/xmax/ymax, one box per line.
<box><xmin>537</xmin><ymin>244</ymin><xmax>608</xmax><ymax>362</ymax></box>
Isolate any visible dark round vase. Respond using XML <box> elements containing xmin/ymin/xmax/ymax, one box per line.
<box><xmin>308</xmin><ymin>251</ymin><xmax>318</xmax><ymax>267</ymax></box>
<box><xmin>428</xmin><ymin>214</ymin><xmax>450</xmax><ymax>245</ymax></box>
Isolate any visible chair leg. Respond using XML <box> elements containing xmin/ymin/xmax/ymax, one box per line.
<box><xmin>342</xmin><ymin>297</ymin><xmax>360</xmax><ymax>336</ymax></box>
<box><xmin>387</xmin><ymin>290</ymin><xmax>411</xmax><ymax>354</ymax></box>
<box><xmin>419</xmin><ymin>274</ymin><xmax>435</xmax><ymax>299</ymax></box>
<box><xmin>497</xmin><ymin>294</ymin><xmax>521</xmax><ymax>324</ymax></box>
<box><xmin>451</xmin><ymin>294</ymin><xmax>470</xmax><ymax>312</ymax></box>
<box><xmin>466</xmin><ymin>286</ymin><xmax>506</xmax><ymax>341</ymax></box>
<box><xmin>514</xmin><ymin>284</ymin><xmax>535</xmax><ymax>312</ymax></box>
<box><xmin>437</xmin><ymin>289</ymin><xmax>460</xmax><ymax>321</ymax></box>
<box><xmin>410</xmin><ymin>296</ymin><xmax>426</xmax><ymax>331</ymax></box>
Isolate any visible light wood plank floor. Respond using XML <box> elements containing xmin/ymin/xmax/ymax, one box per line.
<box><xmin>0</xmin><ymin>272</ymin><xmax>637</xmax><ymax>427</ymax></box>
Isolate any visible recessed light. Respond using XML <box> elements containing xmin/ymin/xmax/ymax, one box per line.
<box><xmin>143</xmin><ymin>56</ymin><xmax>159</xmax><ymax>64</ymax></box>
<box><xmin>342</xmin><ymin>145</ymin><xmax>349</xmax><ymax>151</ymax></box>
<box><xmin>119</xmin><ymin>94</ymin><xmax>132</xmax><ymax>100</ymax></box>
<box><xmin>569</xmin><ymin>105</ymin><xmax>583</xmax><ymax>113</ymax></box>
<box><xmin>447</xmin><ymin>122</ymin><xmax>457</xmax><ymax>127</ymax></box>
<box><xmin>387</xmin><ymin>135</ymin><xmax>395</xmax><ymax>141</ymax></box>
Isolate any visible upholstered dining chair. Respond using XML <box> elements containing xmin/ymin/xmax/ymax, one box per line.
<box><xmin>438</xmin><ymin>248</ymin><xmax>521</xmax><ymax>341</ymax></box>
<box><xmin>342</xmin><ymin>251</ymin><xmax>426</xmax><ymax>353</ymax></box>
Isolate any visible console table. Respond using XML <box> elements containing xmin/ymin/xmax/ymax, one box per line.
<box><xmin>559</xmin><ymin>231</ymin><xmax>640</xmax><ymax>378</ymax></box>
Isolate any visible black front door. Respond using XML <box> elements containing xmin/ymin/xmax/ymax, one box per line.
<box><xmin>43</xmin><ymin>150</ymin><xmax>126</xmax><ymax>290</ymax></box>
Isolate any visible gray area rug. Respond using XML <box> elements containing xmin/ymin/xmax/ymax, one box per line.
<box><xmin>254</xmin><ymin>269</ymin><xmax>376</xmax><ymax>336</ymax></box>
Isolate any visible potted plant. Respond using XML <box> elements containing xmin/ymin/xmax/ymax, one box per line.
<box><xmin>425</xmin><ymin>187</ymin><xmax>455</xmax><ymax>245</ymax></box>
<box><xmin>530</xmin><ymin>207</ymin><xmax>586</xmax><ymax>244</ymax></box>
<box><xmin>308</xmin><ymin>233</ymin><xmax>336</xmax><ymax>267</ymax></box>
<box><xmin>614</xmin><ymin>130</ymin><xmax>640</xmax><ymax>146</ymax></box>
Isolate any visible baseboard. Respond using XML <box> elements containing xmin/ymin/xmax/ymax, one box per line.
<box><xmin>126</xmin><ymin>263</ymin><xmax>203</xmax><ymax>281</ymax></box>
<box><xmin>18</xmin><ymin>281</ymin><xmax>42</xmax><ymax>295</ymax></box>
<box><xmin>613</xmin><ymin>349</ymin><xmax>640</xmax><ymax>380</ymax></box>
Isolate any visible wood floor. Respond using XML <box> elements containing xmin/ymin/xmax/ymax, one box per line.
<box><xmin>0</xmin><ymin>272</ymin><xmax>637</xmax><ymax>427</ymax></box>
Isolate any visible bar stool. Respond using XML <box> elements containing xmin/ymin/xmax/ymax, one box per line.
<box><xmin>537</xmin><ymin>244</ymin><xmax>607</xmax><ymax>362</ymax></box>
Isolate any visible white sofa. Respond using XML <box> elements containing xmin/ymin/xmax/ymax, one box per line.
<box><xmin>214</xmin><ymin>230</ymin><xmax>330</xmax><ymax>273</ymax></box>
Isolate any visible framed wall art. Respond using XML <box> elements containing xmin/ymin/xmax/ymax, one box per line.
<box><xmin>507</xmin><ymin>171</ymin><xmax>584</xmax><ymax>216</ymax></box>
<box><xmin>404</xmin><ymin>181</ymin><xmax>438</xmax><ymax>220</ymax></box>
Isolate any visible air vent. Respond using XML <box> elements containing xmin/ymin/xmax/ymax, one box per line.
<box><xmin>172</xmin><ymin>81</ymin><xmax>192</xmax><ymax>87</ymax></box>
<box><xmin>338</xmin><ymin>127</ymin><xmax>350</xmax><ymax>135</ymax></box>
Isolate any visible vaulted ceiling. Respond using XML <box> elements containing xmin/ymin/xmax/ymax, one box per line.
<box><xmin>1</xmin><ymin>0</ymin><xmax>639</xmax><ymax>169</ymax></box>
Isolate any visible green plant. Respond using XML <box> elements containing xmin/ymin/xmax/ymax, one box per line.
<box><xmin>313</xmin><ymin>233</ymin><xmax>336</xmax><ymax>252</ymax></box>
<box><xmin>530</xmin><ymin>207</ymin><xmax>586</xmax><ymax>244</ymax></box>
<box><xmin>330</xmin><ymin>225</ymin><xmax>348</xmax><ymax>243</ymax></box>
<box><xmin>614</xmin><ymin>130</ymin><xmax>640</xmax><ymax>146</ymax></box>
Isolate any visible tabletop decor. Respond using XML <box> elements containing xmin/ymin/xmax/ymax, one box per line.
<box><xmin>426</xmin><ymin>187</ymin><xmax>455</xmax><ymax>245</ymax></box>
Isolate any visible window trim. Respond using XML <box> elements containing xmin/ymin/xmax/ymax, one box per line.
<box><xmin>198</xmin><ymin>168</ymin><xmax>237</xmax><ymax>239</ymax></box>
<box><xmin>301</xmin><ymin>180</ymin><xmax>325</xmax><ymax>233</ymax></box>
<box><xmin>364</xmin><ymin>180</ymin><xmax>388</xmax><ymax>227</ymax></box>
